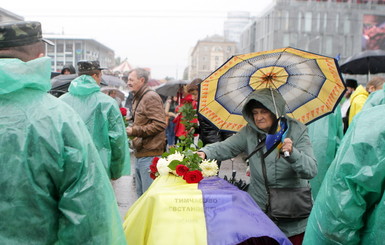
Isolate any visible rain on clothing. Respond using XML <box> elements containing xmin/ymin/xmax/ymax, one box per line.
<box><xmin>130</xmin><ymin>85</ymin><xmax>166</xmax><ymax>158</ymax></box>
<box><xmin>60</xmin><ymin>75</ymin><xmax>130</xmax><ymax>179</ymax></box>
<box><xmin>303</xmin><ymin>104</ymin><xmax>385</xmax><ymax>245</ymax></box>
<box><xmin>307</xmin><ymin>105</ymin><xmax>343</xmax><ymax>199</ymax></box>
<box><xmin>0</xmin><ymin>57</ymin><xmax>126</xmax><ymax>244</ymax></box>
<box><xmin>348</xmin><ymin>85</ymin><xmax>368</xmax><ymax>125</ymax></box>
<box><xmin>200</xmin><ymin>88</ymin><xmax>317</xmax><ymax>237</ymax></box>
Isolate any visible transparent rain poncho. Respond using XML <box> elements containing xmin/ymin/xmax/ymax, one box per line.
<box><xmin>60</xmin><ymin>75</ymin><xmax>130</xmax><ymax>179</ymax></box>
<box><xmin>304</xmin><ymin>104</ymin><xmax>385</xmax><ymax>244</ymax></box>
<box><xmin>0</xmin><ymin>57</ymin><xmax>126</xmax><ymax>244</ymax></box>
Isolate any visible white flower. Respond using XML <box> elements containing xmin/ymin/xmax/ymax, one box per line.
<box><xmin>157</xmin><ymin>158</ymin><xmax>171</xmax><ymax>176</ymax></box>
<box><xmin>167</xmin><ymin>152</ymin><xmax>184</xmax><ymax>162</ymax></box>
<box><xmin>199</xmin><ymin>159</ymin><xmax>218</xmax><ymax>177</ymax></box>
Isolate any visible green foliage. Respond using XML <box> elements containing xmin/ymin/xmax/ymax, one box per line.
<box><xmin>176</xmin><ymin>101</ymin><xmax>200</xmax><ymax>151</ymax></box>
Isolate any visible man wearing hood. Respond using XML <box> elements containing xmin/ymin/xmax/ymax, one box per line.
<box><xmin>60</xmin><ymin>60</ymin><xmax>131</xmax><ymax>179</ymax></box>
<box><xmin>198</xmin><ymin>88</ymin><xmax>317</xmax><ymax>244</ymax></box>
<box><xmin>0</xmin><ymin>21</ymin><xmax>126</xmax><ymax>244</ymax></box>
<box><xmin>61</xmin><ymin>64</ymin><xmax>76</xmax><ymax>74</ymax></box>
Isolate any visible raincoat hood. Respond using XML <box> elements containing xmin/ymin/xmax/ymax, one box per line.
<box><xmin>68</xmin><ymin>74</ymin><xmax>100</xmax><ymax>96</ymax></box>
<box><xmin>0</xmin><ymin>57</ymin><xmax>51</xmax><ymax>95</ymax></box>
<box><xmin>242</xmin><ymin>88</ymin><xmax>286</xmax><ymax>132</ymax></box>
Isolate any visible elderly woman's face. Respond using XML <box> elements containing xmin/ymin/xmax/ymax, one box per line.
<box><xmin>252</xmin><ymin>108</ymin><xmax>275</xmax><ymax>132</ymax></box>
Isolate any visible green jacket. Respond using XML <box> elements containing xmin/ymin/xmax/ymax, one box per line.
<box><xmin>304</xmin><ymin>104</ymin><xmax>385</xmax><ymax>245</ymax></box>
<box><xmin>201</xmin><ymin>88</ymin><xmax>317</xmax><ymax>237</ymax></box>
<box><xmin>0</xmin><ymin>57</ymin><xmax>126</xmax><ymax>244</ymax></box>
<box><xmin>60</xmin><ymin>75</ymin><xmax>130</xmax><ymax>179</ymax></box>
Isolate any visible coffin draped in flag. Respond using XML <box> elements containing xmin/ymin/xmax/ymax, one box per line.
<box><xmin>123</xmin><ymin>175</ymin><xmax>291</xmax><ymax>245</ymax></box>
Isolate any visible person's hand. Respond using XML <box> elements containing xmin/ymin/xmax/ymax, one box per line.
<box><xmin>126</xmin><ymin>126</ymin><xmax>133</xmax><ymax>136</ymax></box>
<box><xmin>282</xmin><ymin>138</ymin><xmax>293</xmax><ymax>156</ymax></box>
<box><xmin>196</xmin><ymin>151</ymin><xmax>206</xmax><ymax>159</ymax></box>
<box><xmin>246</xmin><ymin>166</ymin><xmax>250</xmax><ymax>177</ymax></box>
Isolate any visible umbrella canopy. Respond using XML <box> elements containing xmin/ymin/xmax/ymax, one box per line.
<box><xmin>340</xmin><ymin>49</ymin><xmax>385</xmax><ymax>75</ymax></box>
<box><xmin>101</xmin><ymin>75</ymin><xmax>126</xmax><ymax>87</ymax></box>
<box><xmin>49</xmin><ymin>74</ymin><xmax>78</xmax><ymax>97</ymax></box>
<box><xmin>100</xmin><ymin>86</ymin><xmax>126</xmax><ymax>101</ymax></box>
<box><xmin>155</xmin><ymin>80</ymin><xmax>190</xmax><ymax>97</ymax></box>
<box><xmin>198</xmin><ymin>47</ymin><xmax>346</xmax><ymax>132</ymax></box>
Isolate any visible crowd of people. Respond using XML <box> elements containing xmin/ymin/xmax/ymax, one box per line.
<box><xmin>2</xmin><ymin>20</ymin><xmax>385</xmax><ymax>245</ymax></box>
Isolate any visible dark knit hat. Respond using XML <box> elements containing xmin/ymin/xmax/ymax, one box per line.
<box><xmin>345</xmin><ymin>79</ymin><xmax>358</xmax><ymax>89</ymax></box>
<box><xmin>0</xmin><ymin>21</ymin><xmax>54</xmax><ymax>48</ymax></box>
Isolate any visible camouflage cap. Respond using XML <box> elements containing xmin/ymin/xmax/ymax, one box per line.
<box><xmin>0</xmin><ymin>21</ymin><xmax>54</xmax><ymax>48</ymax></box>
<box><xmin>77</xmin><ymin>60</ymin><xmax>106</xmax><ymax>72</ymax></box>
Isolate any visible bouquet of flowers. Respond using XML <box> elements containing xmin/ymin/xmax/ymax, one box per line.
<box><xmin>149</xmin><ymin>94</ymin><xmax>218</xmax><ymax>184</ymax></box>
<box><xmin>149</xmin><ymin>146</ymin><xmax>218</xmax><ymax>183</ymax></box>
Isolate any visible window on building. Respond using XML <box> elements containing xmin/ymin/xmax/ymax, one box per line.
<box><xmin>56</xmin><ymin>43</ymin><xmax>64</xmax><ymax>52</ymax></box>
<box><xmin>283</xmin><ymin>34</ymin><xmax>290</xmax><ymax>47</ymax></box>
<box><xmin>282</xmin><ymin>11</ymin><xmax>289</xmax><ymax>31</ymax></box>
<box><xmin>316</xmin><ymin>12</ymin><xmax>321</xmax><ymax>32</ymax></box>
<box><xmin>65</xmin><ymin>43</ymin><xmax>73</xmax><ymax>52</ymax></box>
<box><xmin>343</xmin><ymin>15</ymin><xmax>350</xmax><ymax>34</ymax></box>
<box><xmin>304</xmin><ymin>12</ymin><xmax>312</xmax><ymax>32</ymax></box>
<box><xmin>325</xmin><ymin>36</ymin><xmax>333</xmax><ymax>55</ymax></box>
<box><xmin>323</xmin><ymin>13</ymin><xmax>328</xmax><ymax>32</ymax></box>
<box><xmin>298</xmin><ymin>12</ymin><xmax>303</xmax><ymax>32</ymax></box>
<box><xmin>335</xmin><ymin>13</ymin><xmax>340</xmax><ymax>33</ymax></box>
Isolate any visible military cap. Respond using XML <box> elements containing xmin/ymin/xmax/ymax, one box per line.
<box><xmin>0</xmin><ymin>21</ymin><xmax>54</xmax><ymax>48</ymax></box>
<box><xmin>77</xmin><ymin>60</ymin><xmax>105</xmax><ymax>72</ymax></box>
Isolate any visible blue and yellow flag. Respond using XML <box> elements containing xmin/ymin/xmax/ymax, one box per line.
<box><xmin>123</xmin><ymin>175</ymin><xmax>291</xmax><ymax>245</ymax></box>
<box><xmin>265</xmin><ymin>117</ymin><xmax>288</xmax><ymax>157</ymax></box>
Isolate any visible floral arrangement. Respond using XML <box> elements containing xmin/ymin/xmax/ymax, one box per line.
<box><xmin>149</xmin><ymin>147</ymin><xmax>218</xmax><ymax>183</ymax></box>
<box><xmin>149</xmin><ymin>94</ymin><xmax>218</xmax><ymax>184</ymax></box>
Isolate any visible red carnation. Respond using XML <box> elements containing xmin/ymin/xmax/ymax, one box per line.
<box><xmin>120</xmin><ymin>107</ymin><xmax>127</xmax><ymax>116</ymax></box>
<box><xmin>176</xmin><ymin>164</ymin><xmax>189</xmax><ymax>176</ymax></box>
<box><xmin>152</xmin><ymin>157</ymin><xmax>160</xmax><ymax>164</ymax></box>
<box><xmin>183</xmin><ymin>170</ymin><xmax>203</xmax><ymax>183</ymax></box>
<box><xmin>149</xmin><ymin>162</ymin><xmax>158</xmax><ymax>173</ymax></box>
<box><xmin>150</xmin><ymin>172</ymin><xmax>157</xmax><ymax>180</ymax></box>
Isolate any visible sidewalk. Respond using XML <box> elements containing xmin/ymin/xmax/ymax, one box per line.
<box><xmin>112</xmin><ymin>153</ymin><xmax>249</xmax><ymax>219</ymax></box>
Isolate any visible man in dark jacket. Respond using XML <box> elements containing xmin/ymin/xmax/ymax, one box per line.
<box><xmin>126</xmin><ymin>68</ymin><xmax>167</xmax><ymax>196</ymax></box>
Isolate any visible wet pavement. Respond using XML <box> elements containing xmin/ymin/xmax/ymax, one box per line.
<box><xmin>112</xmin><ymin>153</ymin><xmax>249</xmax><ymax>219</ymax></box>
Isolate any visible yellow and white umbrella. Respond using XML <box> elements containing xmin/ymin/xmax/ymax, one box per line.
<box><xmin>198</xmin><ymin>47</ymin><xmax>346</xmax><ymax>132</ymax></box>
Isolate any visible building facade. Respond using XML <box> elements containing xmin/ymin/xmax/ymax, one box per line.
<box><xmin>239</xmin><ymin>0</ymin><xmax>385</xmax><ymax>64</ymax></box>
<box><xmin>224</xmin><ymin>11</ymin><xmax>252</xmax><ymax>52</ymax></box>
<box><xmin>188</xmin><ymin>35</ymin><xmax>237</xmax><ymax>80</ymax></box>
<box><xmin>45</xmin><ymin>35</ymin><xmax>115</xmax><ymax>73</ymax></box>
<box><xmin>0</xmin><ymin>7</ymin><xmax>23</xmax><ymax>23</ymax></box>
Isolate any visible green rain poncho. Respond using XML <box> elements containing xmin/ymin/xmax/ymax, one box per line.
<box><xmin>307</xmin><ymin>105</ymin><xmax>343</xmax><ymax>199</ymax></box>
<box><xmin>60</xmin><ymin>75</ymin><xmax>130</xmax><ymax>179</ymax></box>
<box><xmin>0</xmin><ymin>57</ymin><xmax>127</xmax><ymax>244</ymax></box>
<box><xmin>303</xmin><ymin>103</ymin><xmax>385</xmax><ymax>244</ymax></box>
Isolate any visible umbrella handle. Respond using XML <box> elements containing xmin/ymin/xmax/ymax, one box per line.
<box><xmin>284</xmin><ymin>151</ymin><xmax>290</xmax><ymax>158</ymax></box>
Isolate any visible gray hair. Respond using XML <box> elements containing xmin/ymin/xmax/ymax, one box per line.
<box><xmin>128</xmin><ymin>68</ymin><xmax>149</xmax><ymax>83</ymax></box>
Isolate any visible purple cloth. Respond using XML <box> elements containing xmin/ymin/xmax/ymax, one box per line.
<box><xmin>199</xmin><ymin>177</ymin><xmax>292</xmax><ymax>245</ymax></box>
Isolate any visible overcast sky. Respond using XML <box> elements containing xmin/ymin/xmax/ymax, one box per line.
<box><xmin>2</xmin><ymin>0</ymin><xmax>273</xmax><ymax>79</ymax></box>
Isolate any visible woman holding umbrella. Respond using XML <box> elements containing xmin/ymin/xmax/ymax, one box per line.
<box><xmin>197</xmin><ymin>88</ymin><xmax>317</xmax><ymax>244</ymax></box>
